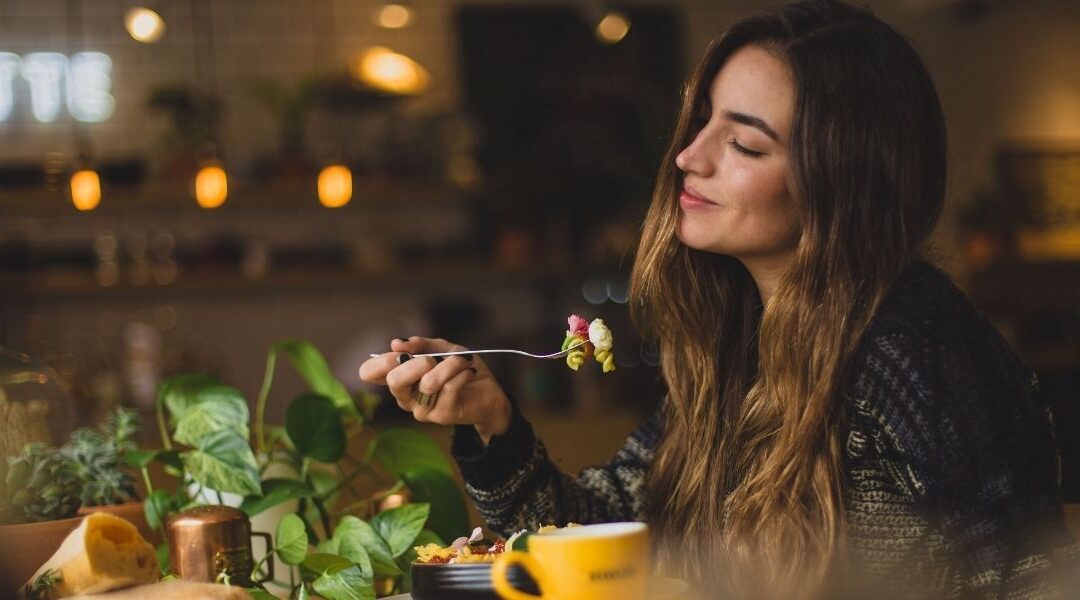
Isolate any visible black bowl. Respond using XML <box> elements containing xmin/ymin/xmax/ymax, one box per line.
<box><xmin>411</xmin><ymin>561</ymin><xmax>540</xmax><ymax>600</ymax></box>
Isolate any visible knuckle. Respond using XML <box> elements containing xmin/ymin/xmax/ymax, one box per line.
<box><xmin>418</xmin><ymin>372</ymin><xmax>440</xmax><ymax>395</ymax></box>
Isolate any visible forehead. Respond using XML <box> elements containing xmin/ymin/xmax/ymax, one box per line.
<box><xmin>706</xmin><ymin>45</ymin><xmax>795</xmax><ymax>142</ymax></box>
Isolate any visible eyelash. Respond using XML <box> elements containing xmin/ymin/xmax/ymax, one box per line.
<box><xmin>690</xmin><ymin>114</ymin><xmax>765</xmax><ymax>159</ymax></box>
<box><xmin>728</xmin><ymin>139</ymin><xmax>764</xmax><ymax>158</ymax></box>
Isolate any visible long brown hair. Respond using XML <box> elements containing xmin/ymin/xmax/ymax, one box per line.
<box><xmin>631</xmin><ymin>0</ymin><xmax>947</xmax><ymax>595</ymax></box>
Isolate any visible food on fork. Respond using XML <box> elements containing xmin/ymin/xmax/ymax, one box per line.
<box><xmin>562</xmin><ymin>315</ymin><xmax>616</xmax><ymax>373</ymax></box>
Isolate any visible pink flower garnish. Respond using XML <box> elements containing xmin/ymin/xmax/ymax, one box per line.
<box><xmin>567</xmin><ymin>314</ymin><xmax>589</xmax><ymax>337</ymax></box>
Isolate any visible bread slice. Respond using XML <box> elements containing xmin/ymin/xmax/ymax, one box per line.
<box><xmin>23</xmin><ymin>512</ymin><xmax>158</xmax><ymax>598</ymax></box>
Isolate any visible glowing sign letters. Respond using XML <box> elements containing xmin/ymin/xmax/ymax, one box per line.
<box><xmin>0</xmin><ymin>51</ymin><xmax>115</xmax><ymax>123</ymax></box>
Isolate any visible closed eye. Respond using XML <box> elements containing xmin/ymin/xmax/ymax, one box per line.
<box><xmin>729</xmin><ymin>139</ymin><xmax>764</xmax><ymax>158</ymax></box>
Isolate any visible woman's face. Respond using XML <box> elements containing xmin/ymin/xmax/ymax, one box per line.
<box><xmin>675</xmin><ymin>45</ymin><xmax>800</xmax><ymax>263</ymax></box>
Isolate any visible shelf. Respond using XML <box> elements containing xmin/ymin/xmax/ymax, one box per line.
<box><xmin>0</xmin><ymin>261</ymin><xmax>577</xmax><ymax>301</ymax></box>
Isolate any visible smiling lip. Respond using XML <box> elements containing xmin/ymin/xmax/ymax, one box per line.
<box><xmin>679</xmin><ymin>186</ymin><xmax>718</xmax><ymax>209</ymax></box>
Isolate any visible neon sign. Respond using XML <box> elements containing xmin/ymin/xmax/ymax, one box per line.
<box><xmin>0</xmin><ymin>52</ymin><xmax>115</xmax><ymax>123</ymax></box>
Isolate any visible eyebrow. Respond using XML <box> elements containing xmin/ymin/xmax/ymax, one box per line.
<box><xmin>721</xmin><ymin>110</ymin><xmax>780</xmax><ymax>142</ymax></box>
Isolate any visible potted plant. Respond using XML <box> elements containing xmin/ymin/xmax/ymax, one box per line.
<box><xmin>65</xmin><ymin>408</ymin><xmax>159</xmax><ymax>545</ymax></box>
<box><xmin>141</xmin><ymin>339</ymin><xmax>469</xmax><ymax>599</ymax></box>
<box><xmin>0</xmin><ymin>408</ymin><xmax>153</xmax><ymax>587</ymax></box>
<box><xmin>0</xmin><ymin>443</ymin><xmax>85</xmax><ymax>586</ymax></box>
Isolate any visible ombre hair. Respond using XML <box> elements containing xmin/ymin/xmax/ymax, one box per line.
<box><xmin>630</xmin><ymin>0</ymin><xmax>946</xmax><ymax>595</ymax></box>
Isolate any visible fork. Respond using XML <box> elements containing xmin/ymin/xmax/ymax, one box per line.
<box><xmin>369</xmin><ymin>340</ymin><xmax>588</xmax><ymax>360</ymax></box>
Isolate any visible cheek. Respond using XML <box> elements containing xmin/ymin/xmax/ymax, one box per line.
<box><xmin>731</xmin><ymin>164</ymin><xmax>800</xmax><ymax>244</ymax></box>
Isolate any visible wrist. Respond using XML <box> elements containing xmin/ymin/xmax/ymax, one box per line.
<box><xmin>474</xmin><ymin>396</ymin><xmax>511</xmax><ymax>444</ymax></box>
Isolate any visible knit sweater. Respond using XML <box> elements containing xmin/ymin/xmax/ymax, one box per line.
<box><xmin>450</xmin><ymin>261</ymin><xmax>1079</xmax><ymax>598</ymax></box>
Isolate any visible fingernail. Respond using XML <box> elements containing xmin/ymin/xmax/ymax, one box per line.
<box><xmin>397</xmin><ymin>353</ymin><xmax>412</xmax><ymax>364</ymax></box>
<box><xmin>460</xmin><ymin>353</ymin><xmax>474</xmax><ymax>362</ymax></box>
<box><xmin>395</xmin><ymin>337</ymin><xmax>409</xmax><ymax>342</ymax></box>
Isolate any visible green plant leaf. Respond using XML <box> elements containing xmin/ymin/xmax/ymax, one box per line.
<box><xmin>275</xmin><ymin>340</ymin><xmax>359</xmax><ymax>419</ymax></box>
<box><xmin>317</xmin><ymin>537</ymin><xmax>341</xmax><ymax>555</ymax></box>
<box><xmin>370</xmin><ymin>503</ymin><xmax>430</xmax><ymax>558</ymax></box>
<box><xmin>397</xmin><ymin>528</ymin><xmax>443</xmax><ymax>593</ymax></box>
<box><xmin>154</xmin><ymin>450</ymin><xmax>184</xmax><ymax>471</ymax></box>
<box><xmin>275</xmin><ymin>513</ymin><xmax>309</xmax><ymax>566</ymax></box>
<box><xmin>246</xmin><ymin>589</ymin><xmax>278</xmax><ymax>600</ymax></box>
<box><xmin>400</xmin><ymin>468</ymin><xmax>470</xmax><ymax>544</ymax></box>
<box><xmin>301</xmin><ymin>553</ymin><xmax>353</xmax><ymax>582</ymax></box>
<box><xmin>333</xmin><ymin>516</ymin><xmax>401</xmax><ymax>577</ymax></box>
<box><xmin>159</xmin><ymin>373</ymin><xmax>221</xmax><ymax>423</ymax></box>
<box><xmin>335</xmin><ymin>535</ymin><xmax>373</xmax><ymax>581</ymax></box>
<box><xmin>297</xmin><ymin>583</ymin><xmax>310</xmax><ymax>600</ymax></box>
<box><xmin>313</xmin><ymin>563</ymin><xmax>375</xmax><ymax>600</ymax></box>
<box><xmin>372</xmin><ymin>429</ymin><xmax>453</xmax><ymax>477</ymax></box>
<box><xmin>240</xmin><ymin>478</ymin><xmax>314</xmax><ymax>517</ymax></box>
<box><xmin>123</xmin><ymin>449</ymin><xmax>158</xmax><ymax>469</ymax></box>
<box><xmin>156</xmin><ymin>543</ymin><xmax>170</xmax><ymax>575</ymax></box>
<box><xmin>511</xmin><ymin>532</ymin><xmax>533</xmax><ymax>551</ymax></box>
<box><xmin>144</xmin><ymin>489</ymin><xmax>173</xmax><ymax>531</ymax></box>
<box><xmin>173</xmin><ymin>385</ymin><xmax>249</xmax><ymax>447</ymax></box>
<box><xmin>286</xmin><ymin>394</ymin><xmax>346</xmax><ymax>463</ymax></box>
<box><xmin>180</xmin><ymin>429</ymin><xmax>261</xmax><ymax>496</ymax></box>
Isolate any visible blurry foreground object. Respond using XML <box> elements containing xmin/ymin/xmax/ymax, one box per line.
<box><xmin>124</xmin><ymin>8</ymin><xmax>166</xmax><ymax>44</ymax></box>
<box><xmin>68</xmin><ymin>581</ymin><xmax>251</xmax><ymax>599</ymax></box>
<box><xmin>0</xmin><ymin>348</ymin><xmax>74</xmax><ymax>459</ymax></box>
<box><xmin>21</xmin><ymin>512</ymin><xmax>157</xmax><ymax>599</ymax></box>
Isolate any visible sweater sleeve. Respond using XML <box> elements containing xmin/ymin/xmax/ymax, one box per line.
<box><xmin>450</xmin><ymin>404</ymin><xmax>662</xmax><ymax>537</ymax></box>
<box><xmin>855</xmin><ymin>318</ymin><xmax>1079</xmax><ymax>598</ymax></box>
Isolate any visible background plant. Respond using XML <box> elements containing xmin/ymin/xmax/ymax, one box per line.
<box><xmin>62</xmin><ymin>407</ymin><xmax>140</xmax><ymax>507</ymax></box>
<box><xmin>1</xmin><ymin>408</ymin><xmax>142</xmax><ymax>525</ymax></box>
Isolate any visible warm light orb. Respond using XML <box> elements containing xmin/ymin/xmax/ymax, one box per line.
<box><xmin>596</xmin><ymin>11</ymin><xmax>631</xmax><ymax>44</ymax></box>
<box><xmin>375</xmin><ymin>3</ymin><xmax>414</xmax><ymax>29</ymax></box>
<box><xmin>70</xmin><ymin>169</ymin><xmax>101</xmax><ymax>211</ymax></box>
<box><xmin>125</xmin><ymin>8</ymin><xmax>166</xmax><ymax>44</ymax></box>
<box><xmin>318</xmin><ymin>164</ymin><xmax>353</xmax><ymax>208</ymax></box>
<box><xmin>355</xmin><ymin>46</ymin><xmax>429</xmax><ymax>95</ymax></box>
<box><xmin>194</xmin><ymin>165</ymin><xmax>228</xmax><ymax>209</ymax></box>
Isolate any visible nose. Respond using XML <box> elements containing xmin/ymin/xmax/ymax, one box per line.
<box><xmin>675</xmin><ymin>130</ymin><xmax>714</xmax><ymax>177</ymax></box>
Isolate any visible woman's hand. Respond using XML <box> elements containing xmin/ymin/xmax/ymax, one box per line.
<box><xmin>358</xmin><ymin>336</ymin><xmax>512</xmax><ymax>444</ymax></box>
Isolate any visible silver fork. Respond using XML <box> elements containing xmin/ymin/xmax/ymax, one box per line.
<box><xmin>369</xmin><ymin>340</ymin><xmax>587</xmax><ymax>360</ymax></box>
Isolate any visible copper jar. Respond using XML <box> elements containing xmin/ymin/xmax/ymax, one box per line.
<box><xmin>167</xmin><ymin>505</ymin><xmax>273</xmax><ymax>587</ymax></box>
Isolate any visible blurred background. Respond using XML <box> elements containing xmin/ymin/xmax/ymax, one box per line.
<box><xmin>0</xmin><ymin>0</ymin><xmax>1078</xmax><ymax>499</ymax></box>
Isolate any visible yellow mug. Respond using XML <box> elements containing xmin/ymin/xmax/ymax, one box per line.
<box><xmin>491</xmin><ymin>522</ymin><xmax>650</xmax><ymax>600</ymax></box>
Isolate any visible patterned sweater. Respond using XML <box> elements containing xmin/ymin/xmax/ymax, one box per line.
<box><xmin>451</xmin><ymin>261</ymin><xmax>1079</xmax><ymax>598</ymax></box>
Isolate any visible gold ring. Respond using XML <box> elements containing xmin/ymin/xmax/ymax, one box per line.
<box><xmin>416</xmin><ymin>390</ymin><xmax>438</xmax><ymax>408</ymax></box>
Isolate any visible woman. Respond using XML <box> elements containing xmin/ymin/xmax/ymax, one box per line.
<box><xmin>359</xmin><ymin>0</ymin><xmax>1077</xmax><ymax>597</ymax></box>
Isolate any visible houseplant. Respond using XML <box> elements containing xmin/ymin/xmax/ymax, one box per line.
<box><xmin>142</xmin><ymin>339</ymin><xmax>469</xmax><ymax>599</ymax></box>
<box><xmin>0</xmin><ymin>408</ymin><xmax>151</xmax><ymax>587</ymax></box>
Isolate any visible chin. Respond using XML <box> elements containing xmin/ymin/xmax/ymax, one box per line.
<box><xmin>676</xmin><ymin>220</ymin><xmax>726</xmax><ymax>254</ymax></box>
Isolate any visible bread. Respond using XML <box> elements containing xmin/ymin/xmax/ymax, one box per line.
<box><xmin>23</xmin><ymin>512</ymin><xmax>158</xmax><ymax>598</ymax></box>
<box><xmin>72</xmin><ymin>581</ymin><xmax>253</xmax><ymax>599</ymax></box>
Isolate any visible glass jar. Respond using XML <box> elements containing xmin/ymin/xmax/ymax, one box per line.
<box><xmin>0</xmin><ymin>347</ymin><xmax>74</xmax><ymax>458</ymax></box>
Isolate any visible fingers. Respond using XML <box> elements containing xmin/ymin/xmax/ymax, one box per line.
<box><xmin>364</xmin><ymin>336</ymin><xmax>487</xmax><ymax>424</ymax></box>
<box><xmin>358</xmin><ymin>352</ymin><xmax>401</xmax><ymax>385</ymax></box>
<box><xmin>360</xmin><ymin>336</ymin><xmax>462</xmax><ymax>385</ymax></box>
<box><xmin>424</xmin><ymin>367</ymin><xmax>479</xmax><ymax>425</ymax></box>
